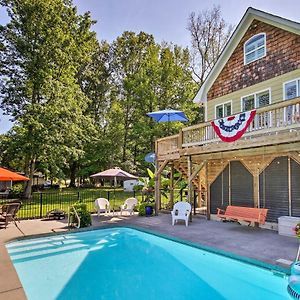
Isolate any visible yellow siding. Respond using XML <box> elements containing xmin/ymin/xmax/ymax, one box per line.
<box><xmin>207</xmin><ymin>69</ymin><xmax>300</xmax><ymax>120</ymax></box>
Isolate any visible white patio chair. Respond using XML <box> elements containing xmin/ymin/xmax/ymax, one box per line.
<box><xmin>95</xmin><ymin>198</ymin><xmax>110</xmax><ymax>216</ymax></box>
<box><xmin>120</xmin><ymin>197</ymin><xmax>137</xmax><ymax>216</ymax></box>
<box><xmin>171</xmin><ymin>201</ymin><xmax>191</xmax><ymax>227</ymax></box>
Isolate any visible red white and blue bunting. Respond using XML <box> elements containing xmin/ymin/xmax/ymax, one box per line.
<box><xmin>211</xmin><ymin>110</ymin><xmax>256</xmax><ymax>142</ymax></box>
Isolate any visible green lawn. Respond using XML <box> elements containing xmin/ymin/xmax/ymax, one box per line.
<box><xmin>2</xmin><ymin>187</ymin><xmax>183</xmax><ymax>219</ymax></box>
<box><xmin>7</xmin><ymin>188</ymin><xmax>142</xmax><ymax>219</ymax></box>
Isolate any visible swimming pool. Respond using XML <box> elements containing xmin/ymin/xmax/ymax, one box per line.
<box><xmin>7</xmin><ymin>227</ymin><xmax>289</xmax><ymax>300</ymax></box>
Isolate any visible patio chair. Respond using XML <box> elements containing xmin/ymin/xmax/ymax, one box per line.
<box><xmin>0</xmin><ymin>189</ymin><xmax>9</xmax><ymax>199</ymax></box>
<box><xmin>120</xmin><ymin>197</ymin><xmax>137</xmax><ymax>216</ymax></box>
<box><xmin>95</xmin><ymin>198</ymin><xmax>110</xmax><ymax>216</ymax></box>
<box><xmin>171</xmin><ymin>201</ymin><xmax>191</xmax><ymax>227</ymax></box>
<box><xmin>0</xmin><ymin>202</ymin><xmax>23</xmax><ymax>233</ymax></box>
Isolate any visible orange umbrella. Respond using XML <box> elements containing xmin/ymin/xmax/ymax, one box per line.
<box><xmin>0</xmin><ymin>167</ymin><xmax>29</xmax><ymax>181</ymax></box>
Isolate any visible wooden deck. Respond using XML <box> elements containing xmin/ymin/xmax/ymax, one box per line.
<box><xmin>156</xmin><ymin>97</ymin><xmax>300</xmax><ymax>161</ymax></box>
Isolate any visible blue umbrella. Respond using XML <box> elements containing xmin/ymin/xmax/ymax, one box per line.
<box><xmin>147</xmin><ymin>109</ymin><xmax>188</xmax><ymax>123</ymax></box>
<box><xmin>144</xmin><ymin>152</ymin><xmax>156</xmax><ymax>163</ymax></box>
<box><xmin>147</xmin><ymin>109</ymin><xmax>189</xmax><ymax>134</ymax></box>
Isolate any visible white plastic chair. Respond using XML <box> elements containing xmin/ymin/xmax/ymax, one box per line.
<box><xmin>95</xmin><ymin>198</ymin><xmax>110</xmax><ymax>216</ymax></box>
<box><xmin>120</xmin><ymin>198</ymin><xmax>137</xmax><ymax>216</ymax></box>
<box><xmin>171</xmin><ymin>202</ymin><xmax>191</xmax><ymax>227</ymax></box>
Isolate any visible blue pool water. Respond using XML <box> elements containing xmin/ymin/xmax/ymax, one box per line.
<box><xmin>7</xmin><ymin>227</ymin><xmax>289</xmax><ymax>300</ymax></box>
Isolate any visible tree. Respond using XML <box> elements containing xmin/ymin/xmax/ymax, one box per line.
<box><xmin>0</xmin><ymin>0</ymin><xmax>97</xmax><ymax>196</ymax></box>
<box><xmin>187</xmin><ymin>5</ymin><xmax>233</xmax><ymax>84</ymax></box>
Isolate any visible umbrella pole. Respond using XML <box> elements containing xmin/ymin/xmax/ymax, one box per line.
<box><xmin>113</xmin><ymin>176</ymin><xmax>117</xmax><ymax>215</ymax></box>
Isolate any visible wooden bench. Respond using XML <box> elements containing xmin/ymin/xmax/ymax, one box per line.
<box><xmin>217</xmin><ymin>205</ymin><xmax>268</xmax><ymax>225</ymax></box>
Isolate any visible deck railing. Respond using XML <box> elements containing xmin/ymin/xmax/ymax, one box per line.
<box><xmin>156</xmin><ymin>134</ymin><xmax>180</xmax><ymax>156</ymax></box>
<box><xmin>157</xmin><ymin>97</ymin><xmax>300</xmax><ymax>157</ymax></box>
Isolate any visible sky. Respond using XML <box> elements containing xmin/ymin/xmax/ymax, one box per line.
<box><xmin>1</xmin><ymin>0</ymin><xmax>300</xmax><ymax>133</ymax></box>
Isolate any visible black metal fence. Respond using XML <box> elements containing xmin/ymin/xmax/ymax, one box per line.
<box><xmin>0</xmin><ymin>188</ymin><xmax>202</xmax><ymax>220</ymax></box>
<box><xmin>0</xmin><ymin>190</ymin><xmax>141</xmax><ymax>220</ymax></box>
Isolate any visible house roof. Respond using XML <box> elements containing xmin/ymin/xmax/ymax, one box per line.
<box><xmin>193</xmin><ymin>7</ymin><xmax>300</xmax><ymax>104</ymax></box>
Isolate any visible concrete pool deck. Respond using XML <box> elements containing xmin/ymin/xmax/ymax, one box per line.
<box><xmin>0</xmin><ymin>213</ymin><xmax>298</xmax><ymax>299</ymax></box>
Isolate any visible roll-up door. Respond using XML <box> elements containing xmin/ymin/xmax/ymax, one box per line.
<box><xmin>291</xmin><ymin>158</ymin><xmax>300</xmax><ymax>217</ymax></box>
<box><xmin>230</xmin><ymin>161</ymin><xmax>254</xmax><ymax>207</ymax></box>
<box><xmin>210</xmin><ymin>164</ymin><xmax>229</xmax><ymax>214</ymax></box>
<box><xmin>259</xmin><ymin>156</ymin><xmax>289</xmax><ymax>222</ymax></box>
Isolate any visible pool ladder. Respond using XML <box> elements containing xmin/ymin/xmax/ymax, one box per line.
<box><xmin>67</xmin><ymin>206</ymin><xmax>81</xmax><ymax>229</ymax></box>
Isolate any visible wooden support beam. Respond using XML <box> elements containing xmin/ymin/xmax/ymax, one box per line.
<box><xmin>180</xmin><ymin>134</ymin><xmax>300</xmax><ymax>157</ymax></box>
<box><xmin>187</xmin><ymin>156</ymin><xmax>193</xmax><ymax>221</ymax></box>
<box><xmin>190</xmin><ymin>142</ymin><xmax>300</xmax><ymax>162</ymax></box>
<box><xmin>178</xmin><ymin>129</ymin><xmax>183</xmax><ymax>149</ymax></box>
<box><xmin>157</xmin><ymin>160</ymin><xmax>169</xmax><ymax>175</ymax></box>
<box><xmin>189</xmin><ymin>161</ymin><xmax>206</xmax><ymax>183</ymax></box>
<box><xmin>206</xmin><ymin>162</ymin><xmax>210</xmax><ymax>220</ymax></box>
<box><xmin>253</xmin><ymin>170</ymin><xmax>259</xmax><ymax>208</ymax></box>
<box><xmin>169</xmin><ymin>164</ymin><xmax>174</xmax><ymax>208</ymax></box>
<box><xmin>154</xmin><ymin>158</ymin><xmax>161</xmax><ymax>216</ymax></box>
<box><xmin>291</xmin><ymin>152</ymin><xmax>300</xmax><ymax>165</ymax></box>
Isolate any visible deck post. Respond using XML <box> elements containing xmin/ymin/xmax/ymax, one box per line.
<box><xmin>178</xmin><ymin>129</ymin><xmax>183</xmax><ymax>149</ymax></box>
<box><xmin>187</xmin><ymin>155</ymin><xmax>193</xmax><ymax>221</ymax></box>
<box><xmin>206</xmin><ymin>161</ymin><xmax>210</xmax><ymax>220</ymax></box>
<box><xmin>253</xmin><ymin>170</ymin><xmax>259</xmax><ymax>208</ymax></box>
<box><xmin>169</xmin><ymin>163</ymin><xmax>174</xmax><ymax>209</ymax></box>
<box><xmin>154</xmin><ymin>159</ymin><xmax>161</xmax><ymax>216</ymax></box>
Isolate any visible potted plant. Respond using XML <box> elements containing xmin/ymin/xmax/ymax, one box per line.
<box><xmin>137</xmin><ymin>168</ymin><xmax>155</xmax><ymax>216</ymax></box>
<box><xmin>143</xmin><ymin>186</ymin><xmax>155</xmax><ymax>216</ymax></box>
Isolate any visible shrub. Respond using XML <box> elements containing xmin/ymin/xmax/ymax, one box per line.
<box><xmin>10</xmin><ymin>183</ymin><xmax>24</xmax><ymax>197</ymax></box>
<box><xmin>138</xmin><ymin>202</ymin><xmax>154</xmax><ymax>216</ymax></box>
<box><xmin>70</xmin><ymin>202</ymin><xmax>92</xmax><ymax>228</ymax></box>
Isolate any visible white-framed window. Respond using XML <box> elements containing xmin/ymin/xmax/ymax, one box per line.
<box><xmin>241</xmin><ymin>89</ymin><xmax>271</xmax><ymax>111</ymax></box>
<box><xmin>215</xmin><ymin>101</ymin><xmax>232</xmax><ymax>119</ymax></box>
<box><xmin>283</xmin><ymin>78</ymin><xmax>300</xmax><ymax>123</ymax></box>
<box><xmin>244</xmin><ymin>33</ymin><xmax>266</xmax><ymax>65</ymax></box>
<box><xmin>284</xmin><ymin>79</ymin><xmax>300</xmax><ymax>100</ymax></box>
<box><xmin>241</xmin><ymin>89</ymin><xmax>271</xmax><ymax>128</ymax></box>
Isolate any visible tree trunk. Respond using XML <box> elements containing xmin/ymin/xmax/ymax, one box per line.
<box><xmin>24</xmin><ymin>157</ymin><xmax>35</xmax><ymax>199</ymax></box>
<box><xmin>69</xmin><ymin>162</ymin><xmax>77</xmax><ymax>188</ymax></box>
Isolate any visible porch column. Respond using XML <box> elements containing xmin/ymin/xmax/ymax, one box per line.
<box><xmin>253</xmin><ymin>170</ymin><xmax>259</xmax><ymax>208</ymax></box>
<box><xmin>169</xmin><ymin>163</ymin><xmax>174</xmax><ymax>209</ymax></box>
<box><xmin>154</xmin><ymin>158</ymin><xmax>161</xmax><ymax>216</ymax></box>
<box><xmin>187</xmin><ymin>155</ymin><xmax>193</xmax><ymax>221</ymax></box>
<box><xmin>154</xmin><ymin>159</ymin><xmax>169</xmax><ymax>215</ymax></box>
<box><xmin>206</xmin><ymin>161</ymin><xmax>210</xmax><ymax>220</ymax></box>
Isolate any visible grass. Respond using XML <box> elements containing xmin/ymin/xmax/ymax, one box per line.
<box><xmin>2</xmin><ymin>187</ymin><xmax>184</xmax><ymax>219</ymax></box>
<box><xmin>4</xmin><ymin>188</ymin><xmax>141</xmax><ymax>219</ymax></box>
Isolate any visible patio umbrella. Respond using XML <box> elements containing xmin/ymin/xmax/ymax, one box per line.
<box><xmin>90</xmin><ymin>168</ymin><xmax>137</xmax><ymax>213</ymax></box>
<box><xmin>0</xmin><ymin>167</ymin><xmax>29</xmax><ymax>181</ymax></box>
<box><xmin>147</xmin><ymin>109</ymin><xmax>188</xmax><ymax>134</ymax></box>
<box><xmin>144</xmin><ymin>152</ymin><xmax>156</xmax><ymax>163</ymax></box>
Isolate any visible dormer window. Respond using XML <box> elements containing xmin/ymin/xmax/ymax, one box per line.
<box><xmin>244</xmin><ymin>33</ymin><xmax>266</xmax><ymax>65</ymax></box>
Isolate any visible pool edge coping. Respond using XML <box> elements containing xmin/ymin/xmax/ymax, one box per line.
<box><xmin>5</xmin><ymin>223</ymin><xmax>291</xmax><ymax>275</ymax></box>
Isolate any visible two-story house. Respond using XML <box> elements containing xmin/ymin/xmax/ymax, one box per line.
<box><xmin>155</xmin><ymin>7</ymin><xmax>300</xmax><ymax>227</ymax></box>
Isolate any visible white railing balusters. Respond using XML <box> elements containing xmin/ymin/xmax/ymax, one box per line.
<box><xmin>157</xmin><ymin>97</ymin><xmax>300</xmax><ymax>157</ymax></box>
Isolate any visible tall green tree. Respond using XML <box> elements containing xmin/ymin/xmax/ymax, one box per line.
<box><xmin>0</xmin><ymin>0</ymin><xmax>97</xmax><ymax>195</ymax></box>
<box><xmin>105</xmin><ymin>32</ymin><xmax>197</xmax><ymax>173</ymax></box>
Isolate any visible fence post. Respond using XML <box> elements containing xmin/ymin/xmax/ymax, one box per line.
<box><xmin>107</xmin><ymin>191</ymin><xmax>110</xmax><ymax>201</ymax></box>
<box><xmin>77</xmin><ymin>191</ymin><xmax>80</xmax><ymax>201</ymax></box>
<box><xmin>133</xmin><ymin>190</ymin><xmax>136</xmax><ymax>198</ymax></box>
<box><xmin>180</xmin><ymin>189</ymin><xmax>183</xmax><ymax>201</ymax></box>
<box><xmin>39</xmin><ymin>192</ymin><xmax>43</xmax><ymax>218</ymax></box>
